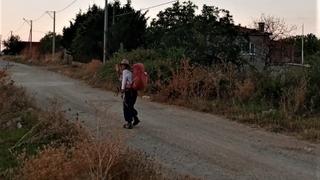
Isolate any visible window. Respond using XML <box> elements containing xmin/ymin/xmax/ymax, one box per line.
<box><xmin>249</xmin><ymin>42</ymin><xmax>255</xmax><ymax>55</ymax></box>
<box><xmin>241</xmin><ymin>41</ymin><xmax>256</xmax><ymax>56</ymax></box>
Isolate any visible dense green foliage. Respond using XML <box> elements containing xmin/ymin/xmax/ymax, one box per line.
<box><xmin>289</xmin><ymin>34</ymin><xmax>320</xmax><ymax>57</ymax></box>
<box><xmin>147</xmin><ymin>2</ymin><xmax>243</xmax><ymax>65</ymax></box>
<box><xmin>99</xmin><ymin>48</ymin><xmax>180</xmax><ymax>92</ymax></box>
<box><xmin>2</xmin><ymin>36</ymin><xmax>24</xmax><ymax>55</ymax></box>
<box><xmin>39</xmin><ymin>32</ymin><xmax>63</xmax><ymax>54</ymax></box>
<box><xmin>61</xmin><ymin>1</ymin><xmax>244</xmax><ymax>65</ymax></box>
<box><xmin>62</xmin><ymin>1</ymin><xmax>147</xmax><ymax>62</ymax></box>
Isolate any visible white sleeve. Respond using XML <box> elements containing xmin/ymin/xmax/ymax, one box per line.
<box><xmin>121</xmin><ymin>71</ymin><xmax>126</xmax><ymax>90</ymax></box>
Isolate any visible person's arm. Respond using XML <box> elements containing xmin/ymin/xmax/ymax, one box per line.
<box><xmin>121</xmin><ymin>70</ymin><xmax>127</xmax><ymax>92</ymax></box>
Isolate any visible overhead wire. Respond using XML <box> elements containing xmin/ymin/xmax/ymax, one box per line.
<box><xmin>140</xmin><ymin>0</ymin><xmax>177</xmax><ymax>11</ymax></box>
<box><xmin>33</xmin><ymin>30</ymin><xmax>47</xmax><ymax>34</ymax></box>
<box><xmin>14</xmin><ymin>21</ymin><xmax>26</xmax><ymax>33</ymax></box>
<box><xmin>115</xmin><ymin>0</ymin><xmax>177</xmax><ymax>17</ymax></box>
<box><xmin>33</xmin><ymin>12</ymin><xmax>47</xmax><ymax>22</ymax></box>
<box><xmin>56</xmin><ymin>0</ymin><xmax>79</xmax><ymax>13</ymax></box>
<box><xmin>8</xmin><ymin>0</ymin><xmax>177</xmax><ymax>41</ymax></box>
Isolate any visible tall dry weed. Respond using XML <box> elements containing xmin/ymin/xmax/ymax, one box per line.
<box><xmin>17</xmin><ymin>138</ymin><xmax>166</xmax><ymax>180</ymax></box>
<box><xmin>235</xmin><ymin>79</ymin><xmax>255</xmax><ymax>102</ymax></box>
<box><xmin>0</xmin><ymin>69</ymin><xmax>32</xmax><ymax>123</ymax></box>
<box><xmin>281</xmin><ymin>77</ymin><xmax>308</xmax><ymax>117</ymax></box>
<box><xmin>157</xmin><ymin>60</ymin><xmax>239</xmax><ymax>103</ymax></box>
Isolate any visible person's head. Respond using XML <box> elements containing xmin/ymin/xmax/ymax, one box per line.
<box><xmin>120</xmin><ymin>59</ymin><xmax>130</xmax><ymax>70</ymax></box>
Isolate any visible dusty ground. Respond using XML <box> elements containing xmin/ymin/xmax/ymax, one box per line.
<box><xmin>1</xmin><ymin>60</ymin><xmax>319</xmax><ymax>180</ymax></box>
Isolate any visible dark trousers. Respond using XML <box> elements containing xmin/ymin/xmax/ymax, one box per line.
<box><xmin>123</xmin><ymin>89</ymin><xmax>138</xmax><ymax>123</ymax></box>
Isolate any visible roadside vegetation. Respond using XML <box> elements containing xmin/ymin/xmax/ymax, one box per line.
<box><xmin>1</xmin><ymin>1</ymin><xmax>320</xmax><ymax>142</ymax></box>
<box><xmin>0</xmin><ymin>69</ymin><xmax>195</xmax><ymax>179</ymax></box>
<box><xmin>100</xmin><ymin>50</ymin><xmax>320</xmax><ymax>141</ymax></box>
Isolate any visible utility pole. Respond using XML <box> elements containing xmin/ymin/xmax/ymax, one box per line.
<box><xmin>103</xmin><ymin>0</ymin><xmax>109</xmax><ymax>64</ymax></box>
<box><xmin>0</xmin><ymin>34</ymin><xmax>2</xmax><ymax>53</ymax></box>
<box><xmin>46</xmin><ymin>11</ymin><xmax>56</xmax><ymax>62</ymax></box>
<box><xmin>23</xmin><ymin>18</ymin><xmax>33</xmax><ymax>54</ymax></box>
<box><xmin>113</xmin><ymin>3</ymin><xmax>115</xmax><ymax>25</ymax></box>
<box><xmin>301</xmin><ymin>24</ymin><xmax>304</xmax><ymax>65</ymax></box>
<box><xmin>10</xmin><ymin>31</ymin><xmax>13</xmax><ymax>37</ymax></box>
<box><xmin>53</xmin><ymin>11</ymin><xmax>56</xmax><ymax>61</ymax></box>
<box><xmin>30</xmin><ymin>20</ymin><xmax>33</xmax><ymax>51</ymax></box>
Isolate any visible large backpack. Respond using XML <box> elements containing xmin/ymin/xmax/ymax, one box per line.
<box><xmin>132</xmin><ymin>63</ymin><xmax>148</xmax><ymax>91</ymax></box>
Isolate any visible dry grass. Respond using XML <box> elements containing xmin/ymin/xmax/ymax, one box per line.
<box><xmin>155</xmin><ymin>60</ymin><xmax>236</xmax><ymax>102</ymax></box>
<box><xmin>17</xmin><ymin>139</ymin><xmax>170</xmax><ymax>180</ymax></box>
<box><xmin>280</xmin><ymin>77</ymin><xmax>308</xmax><ymax>117</ymax></box>
<box><xmin>0</xmin><ymin>70</ymin><xmax>32</xmax><ymax>124</ymax></box>
<box><xmin>235</xmin><ymin>79</ymin><xmax>255</xmax><ymax>102</ymax></box>
<box><xmin>14</xmin><ymin>103</ymin><xmax>196</xmax><ymax>180</ymax></box>
<box><xmin>0</xmin><ymin>69</ymin><xmax>196</xmax><ymax>179</ymax></box>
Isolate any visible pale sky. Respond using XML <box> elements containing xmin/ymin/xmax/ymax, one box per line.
<box><xmin>0</xmin><ymin>0</ymin><xmax>319</xmax><ymax>49</ymax></box>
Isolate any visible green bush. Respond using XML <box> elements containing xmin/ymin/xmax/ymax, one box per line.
<box><xmin>98</xmin><ymin>48</ymin><xmax>320</xmax><ymax>117</ymax></box>
<box><xmin>306</xmin><ymin>52</ymin><xmax>320</xmax><ymax>112</ymax></box>
<box><xmin>99</xmin><ymin>48</ymin><xmax>182</xmax><ymax>93</ymax></box>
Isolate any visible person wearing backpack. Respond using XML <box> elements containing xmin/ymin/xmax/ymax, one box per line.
<box><xmin>120</xmin><ymin>59</ymin><xmax>140</xmax><ymax>129</ymax></box>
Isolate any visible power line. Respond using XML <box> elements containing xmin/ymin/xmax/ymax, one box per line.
<box><xmin>140</xmin><ymin>0</ymin><xmax>177</xmax><ymax>11</ymax></box>
<box><xmin>14</xmin><ymin>21</ymin><xmax>26</xmax><ymax>33</ymax></box>
<box><xmin>33</xmin><ymin>30</ymin><xmax>47</xmax><ymax>34</ymax></box>
<box><xmin>115</xmin><ymin>0</ymin><xmax>177</xmax><ymax>17</ymax></box>
<box><xmin>57</xmin><ymin>0</ymin><xmax>79</xmax><ymax>13</ymax></box>
<box><xmin>33</xmin><ymin>12</ymin><xmax>47</xmax><ymax>22</ymax></box>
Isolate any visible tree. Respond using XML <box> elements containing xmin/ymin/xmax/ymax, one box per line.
<box><xmin>147</xmin><ymin>1</ymin><xmax>197</xmax><ymax>50</ymax></box>
<box><xmin>62</xmin><ymin>2</ymin><xmax>147</xmax><ymax>63</ymax></box>
<box><xmin>62</xmin><ymin>7</ymin><xmax>96</xmax><ymax>51</ymax></box>
<box><xmin>253</xmin><ymin>14</ymin><xmax>297</xmax><ymax>64</ymax></box>
<box><xmin>193</xmin><ymin>5</ymin><xmax>242</xmax><ymax>65</ymax></box>
<box><xmin>147</xmin><ymin>2</ymin><xmax>243</xmax><ymax>65</ymax></box>
<box><xmin>2</xmin><ymin>35</ymin><xmax>24</xmax><ymax>55</ymax></box>
<box><xmin>39</xmin><ymin>32</ymin><xmax>63</xmax><ymax>54</ymax></box>
<box><xmin>289</xmin><ymin>34</ymin><xmax>320</xmax><ymax>57</ymax></box>
<box><xmin>254</xmin><ymin>14</ymin><xmax>296</xmax><ymax>40</ymax></box>
<box><xmin>110</xmin><ymin>1</ymin><xmax>147</xmax><ymax>54</ymax></box>
<box><xmin>70</xmin><ymin>5</ymin><xmax>104</xmax><ymax>62</ymax></box>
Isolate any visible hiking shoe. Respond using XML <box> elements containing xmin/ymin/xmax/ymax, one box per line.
<box><xmin>123</xmin><ymin>123</ymin><xmax>133</xmax><ymax>129</ymax></box>
<box><xmin>133</xmin><ymin>118</ymin><xmax>141</xmax><ymax>126</ymax></box>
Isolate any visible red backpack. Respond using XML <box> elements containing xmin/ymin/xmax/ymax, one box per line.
<box><xmin>132</xmin><ymin>63</ymin><xmax>148</xmax><ymax>91</ymax></box>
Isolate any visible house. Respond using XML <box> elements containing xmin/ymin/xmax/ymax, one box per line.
<box><xmin>270</xmin><ymin>40</ymin><xmax>301</xmax><ymax>64</ymax></box>
<box><xmin>237</xmin><ymin>23</ymin><xmax>298</xmax><ymax>70</ymax></box>
<box><xmin>237</xmin><ymin>23</ymin><xmax>271</xmax><ymax>70</ymax></box>
<box><xmin>17</xmin><ymin>41</ymin><xmax>41</xmax><ymax>58</ymax></box>
<box><xmin>19</xmin><ymin>41</ymin><xmax>40</xmax><ymax>53</ymax></box>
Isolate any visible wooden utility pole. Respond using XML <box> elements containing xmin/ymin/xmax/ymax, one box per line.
<box><xmin>23</xmin><ymin>18</ymin><xmax>33</xmax><ymax>54</ymax></box>
<box><xmin>103</xmin><ymin>0</ymin><xmax>109</xmax><ymax>64</ymax></box>
<box><xmin>53</xmin><ymin>11</ymin><xmax>56</xmax><ymax>61</ymax></box>
<box><xmin>113</xmin><ymin>3</ymin><xmax>115</xmax><ymax>25</ymax></box>
<box><xmin>46</xmin><ymin>11</ymin><xmax>56</xmax><ymax>61</ymax></box>
<box><xmin>301</xmin><ymin>24</ymin><xmax>304</xmax><ymax>65</ymax></box>
<box><xmin>30</xmin><ymin>20</ymin><xmax>33</xmax><ymax>51</ymax></box>
<box><xmin>0</xmin><ymin>34</ymin><xmax>2</xmax><ymax>53</ymax></box>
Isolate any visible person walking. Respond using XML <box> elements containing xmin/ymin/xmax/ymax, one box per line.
<box><xmin>120</xmin><ymin>59</ymin><xmax>140</xmax><ymax>129</ymax></box>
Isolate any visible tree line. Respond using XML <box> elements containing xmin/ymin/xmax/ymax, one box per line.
<box><xmin>2</xmin><ymin>0</ymin><xmax>320</xmax><ymax>65</ymax></box>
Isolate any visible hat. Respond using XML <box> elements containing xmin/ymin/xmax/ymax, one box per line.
<box><xmin>120</xmin><ymin>59</ymin><xmax>129</xmax><ymax>65</ymax></box>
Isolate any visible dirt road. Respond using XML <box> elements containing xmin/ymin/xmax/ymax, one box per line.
<box><xmin>1</xmin><ymin>60</ymin><xmax>319</xmax><ymax>180</ymax></box>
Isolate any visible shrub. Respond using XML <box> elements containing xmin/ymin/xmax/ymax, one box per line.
<box><xmin>99</xmin><ymin>49</ymin><xmax>179</xmax><ymax>93</ymax></box>
<box><xmin>306</xmin><ymin>52</ymin><xmax>320</xmax><ymax>112</ymax></box>
<box><xmin>235</xmin><ymin>79</ymin><xmax>255</xmax><ymax>102</ymax></box>
<box><xmin>0</xmin><ymin>70</ymin><xmax>32</xmax><ymax>122</ymax></box>
<box><xmin>17</xmin><ymin>139</ymin><xmax>166</xmax><ymax>180</ymax></box>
